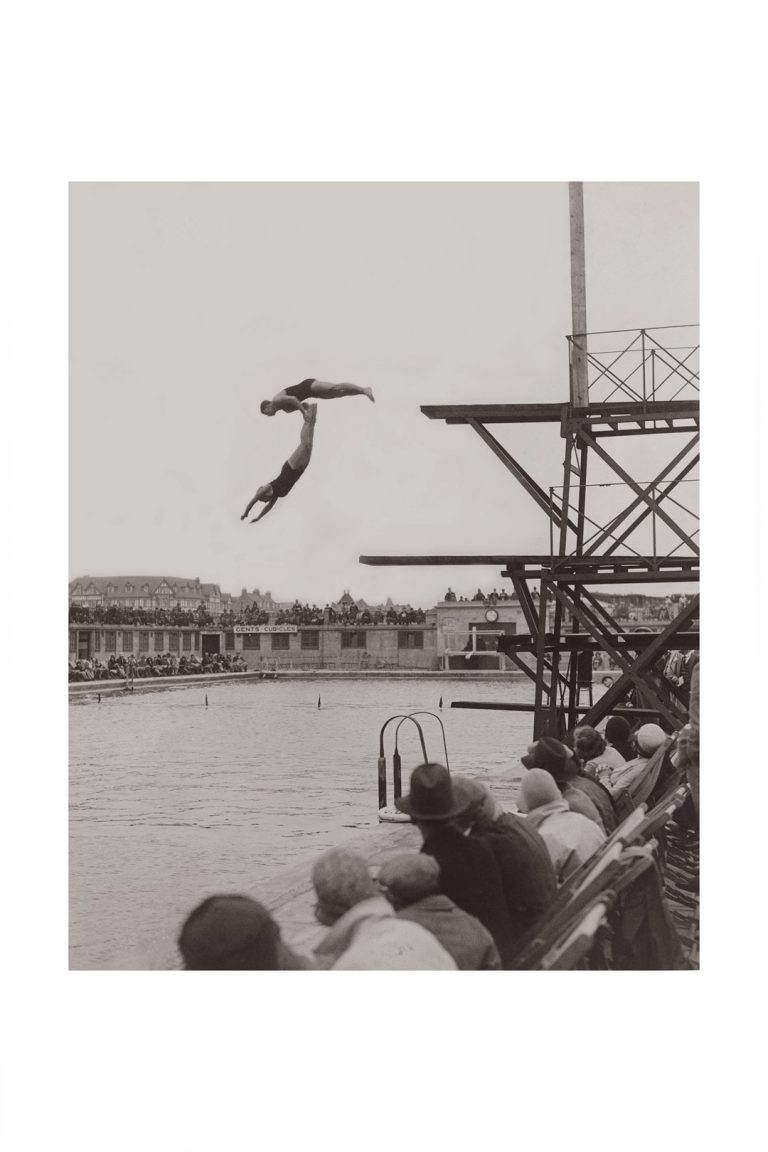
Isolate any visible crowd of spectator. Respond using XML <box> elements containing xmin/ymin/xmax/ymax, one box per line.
<box><xmin>175</xmin><ymin>680</ymin><xmax>699</xmax><ymax>970</ymax></box>
<box><xmin>443</xmin><ymin>587</ymin><xmax>517</xmax><ymax>603</ymax></box>
<box><xmin>68</xmin><ymin>652</ymin><xmax>248</xmax><ymax>681</ymax></box>
<box><xmin>69</xmin><ymin>600</ymin><xmax>428</xmax><ymax>629</ymax></box>
<box><xmin>69</xmin><ymin>604</ymin><xmax>215</xmax><ymax>627</ymax></box>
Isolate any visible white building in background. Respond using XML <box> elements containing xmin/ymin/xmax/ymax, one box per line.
<box><xmin>434</xmin><ymin>595</ymin><xmax>551</xmax><ymax>670</ymax></box>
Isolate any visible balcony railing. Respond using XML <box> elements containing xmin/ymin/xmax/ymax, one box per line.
<box><xmin>567</xmin><ymin>324</ymin><xmax>699</xmax><ymax>407</ymax></box>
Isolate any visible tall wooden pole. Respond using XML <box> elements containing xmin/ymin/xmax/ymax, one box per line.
<box><xmin>569</xmin><ymin>182</ymin><xmax>589</xmax><ymax>408</ymax></box>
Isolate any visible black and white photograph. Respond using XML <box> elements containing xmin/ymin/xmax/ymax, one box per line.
<box><xmin>68</xmin><ymin>181</ymin><xmax>700</xmax><ymax>972</ymax></box>
<box><xmin>5</xmin><ymin>5</ymin><xmax>764</xmax><ymax>1148</ymax></box>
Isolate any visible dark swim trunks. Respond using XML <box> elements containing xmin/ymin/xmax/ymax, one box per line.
<box><xmin>269</xmin><ymin>459</ymin><xmax>306</xmax><ymax>499</ymax></box>
<box><xmin>284</xmin><ymin>378</ymin><xmax>317</xmax><ymax>402</ymax></box>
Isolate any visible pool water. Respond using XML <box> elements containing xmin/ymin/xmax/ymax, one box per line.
<box><xmin>70</xmin><ymin>676</ymin><xmax>537</xmax><ymax>969</ymax></box>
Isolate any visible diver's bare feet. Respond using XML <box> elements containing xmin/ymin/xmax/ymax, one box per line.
<box><xmin>365</xmin><ymin>387</ymin><xmax>375</xmax><ymax>403</ymax></box>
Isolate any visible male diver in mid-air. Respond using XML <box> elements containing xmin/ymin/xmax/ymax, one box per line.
<box><xmin>260</xmin><ymin>377</ymin><xmax>374</xmax><ymax>416</ymax></box>
<box><xmin>241</xmin><ymin>404</ymin><xmax>317</xmax><ymax>524</ymax></box>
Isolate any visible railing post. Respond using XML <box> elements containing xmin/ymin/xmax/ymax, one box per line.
<box><xmin>641</xmin><ymin>328</ymin><xmax>647</xmax><ymax>408</ymax></box>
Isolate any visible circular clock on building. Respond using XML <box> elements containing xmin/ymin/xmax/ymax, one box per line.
<box><xmin>484</xmin><ymin>607</ymin><xmax>499</xmax><ymax>623</ymax></box>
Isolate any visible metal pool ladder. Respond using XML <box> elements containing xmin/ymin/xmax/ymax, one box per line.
<box><xmin>377</xmin><ymin>711</ymin><xmax>450</xmax><ymax>823</ymax></box>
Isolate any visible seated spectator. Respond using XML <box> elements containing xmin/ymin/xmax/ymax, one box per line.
<box><xmin>569</xmin><ymin>728</ymin><xmax>619</xmax><ymax>834</ymax></box>
<box><xmin>395</xmin><ymin>763</ymin><xmax>516</xmax><ymax>966</ymax></box>
<box><xmin>519</xmin><ymin>769</ymin><xmax>606</xmax><ymax>883</ymax></box>
<box><xmin>378</xmin><ymin>854</ymin><xmax>500</xmax><ymax>970</ymax></box>
<box><xmin>451</xmin><ymin>776</ymin><xmax>557</xmax><ymax>946</ymax></box>
<box><xmin>606</xmin><ymin>723</ymin><xmax>668</xmax><ymax>799</ymax></box>
<box><xmin>521</xmin><ymin>737</ymin><xmax>606</xmax><ymax>831</ymax></box>
<box><xmin>311</xmin><ymin>848</ymin><xmax>456</xmax><ymax>970</ymax></box>
<box><xmin>604</xmin><ymin>715</ymin><xmax>634</xmax><ymax>764</ymax></box>
<box><xmin>178</xmin><ymin>895</ymin><xmax>312</xmax><ymax>969</ymax></box>
<box><xmin>574</xmin><ymin>725</ymin><xmax>622</xmax><ymax>782</ymax></box>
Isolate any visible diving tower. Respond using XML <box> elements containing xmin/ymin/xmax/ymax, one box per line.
<box><xmin>360</xmin><ymin>322</ymin><xmax>700</xmax><ymax>738</ymax></box>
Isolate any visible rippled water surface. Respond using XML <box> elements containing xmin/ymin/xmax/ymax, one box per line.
<box><xmin>70</xmin><ymin>676</ymin><xmax>538</xmax><ymax>969</ymax></box>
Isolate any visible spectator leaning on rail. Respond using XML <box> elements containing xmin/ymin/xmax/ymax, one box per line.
<box><xmin>178</xmin><ymin>895</ymin><xmax>312</xmax><ymax>970</ymax></box>
<box><xmin>450</xmin><ymin>776</ymin><xmax>558</xmax><ymax>948</ymax></box>
<box><xmin>395</xmin><ymin>763</ymin><xmax>517</xmax><ymax>967</ymax></box>
<box><xmin>521</xmin><ymin>737</ymin><xmax>606</xmax><ymax>832</ymax></box>
<box><xmin>519</xmin><ymin>770</ymin><xmax>606</xmax><ymax>884</ymax></box>
<box><xmin>311</xmin><ymin>847</ymin><xmax>456</xmax><ymax>970</ymax></box>
<box><xmin>378</xmin><ymin>853</ymin><xmax>501</xmax><ymax>970</ymax></box>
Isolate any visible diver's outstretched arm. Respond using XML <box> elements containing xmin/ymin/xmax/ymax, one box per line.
<box><xmin>250</xmin><ymin>498</ymin><xmax>277</xmax><ymax>524</ymax></box>
<box><xmin>241</xmin><ymin>483</ymin><xmax>272</xmax><ymax>520</ymax></box>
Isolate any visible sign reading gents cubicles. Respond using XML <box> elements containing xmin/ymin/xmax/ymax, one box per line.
<box><xmin>233</xmin><ymin>625</ymin><xmax>298</xmax><ymax>634</ymax></box>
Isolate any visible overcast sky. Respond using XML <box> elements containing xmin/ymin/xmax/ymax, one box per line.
<box><xmin>69</xmin><ymin>182</ymin><xmax>698</xmax><ymax>605</ymax></box>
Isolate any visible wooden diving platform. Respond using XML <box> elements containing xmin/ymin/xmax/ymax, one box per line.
<box><xmin>421</xmin><ymin>400</ymin><xmax>699</xmax><ymax>430</ymax></box>
<box><xmin>360</xmin><ymin>553</ymin><xmax>699</xmax><ymax>578</ymax></box>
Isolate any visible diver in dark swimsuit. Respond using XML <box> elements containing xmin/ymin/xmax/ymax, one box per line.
<box><xmin>241</xmin><ymin>404</ymin><xmax>317</xmax><ymax>524</ymax></box>
<box><xmin>260</xmin><ymin>378</ymin><xmax>374</xmax><ymax>416</ymax></box>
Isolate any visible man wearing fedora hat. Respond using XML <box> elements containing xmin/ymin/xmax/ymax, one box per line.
<box><xmin>395</xmin><ymin>763</ymin><xmax>516</xmax><ymax>967</ymax></box>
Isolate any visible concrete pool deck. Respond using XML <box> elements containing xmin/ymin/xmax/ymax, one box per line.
<box><xmin>69</xmin><ymin>668</ymin><xmax>528</xmax><ymax>698</ymax></box>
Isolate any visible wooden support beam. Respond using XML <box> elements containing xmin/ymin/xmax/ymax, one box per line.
<box><xmin>569</xmin><ymin>182</ymin><xmax>589</xmax><ymax>408</ymax></box>
<box><xmin>508</xmin><ymin>570</ymin><xmax>541</xmax><ymax>637</ymax></box>
<box><xmin>450</xmin><ymin>702</ymin><xmax>668</xmax><ymax>720</ymax></box>
<box><xmin>548</xmin><ymin>583</ymin><xmax>683</xmax><ymax>727</ymax></box>
<box><xmin>579</xmin><ymin>595</ymin><xmax>700</xmax><ymax>728</ymax></box>
<box><xmin>466</xmin><ymin>418</ymin><xmax>578</xmax><ymax>533</ymax></box>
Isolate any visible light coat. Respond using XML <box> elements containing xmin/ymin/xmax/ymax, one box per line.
<box><xmin>314</xmin><ymin>896</ymin><xmax>457</xmax><ymax>970</ymax></box>
<box><xmin>524</xmin><ymin>799</ymin><xmax>606</xmax><ymax>883</ymax></box>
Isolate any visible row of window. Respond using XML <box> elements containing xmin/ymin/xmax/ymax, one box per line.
<box><xmin>71</xmin><ymin>629</ymin><xmax>426</xmax><ymax>653</ymax></box>
<box><xmin>71</xmin><ymin>630</ymin><xmax>200</xmax><ymax>654</ymax></box>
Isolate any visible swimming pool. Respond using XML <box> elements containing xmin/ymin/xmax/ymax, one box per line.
<box><xmin>70</xmin><ymin>676</ymin><xmax>536</xmax><ymax>969</ymax></box>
